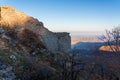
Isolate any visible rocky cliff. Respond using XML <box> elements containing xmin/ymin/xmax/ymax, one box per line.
<box><xmin>0</xmin><ymin>5</ymin><xmax>71</xmax><ymax>80</ymax></box>
<box><xmin>0</xmin><ymin>6</ymin><xmax>71</xmax><ymax>53</ymax></box>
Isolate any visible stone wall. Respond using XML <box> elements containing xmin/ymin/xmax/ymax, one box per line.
<box><xmin>40</xmin><ymin>34</ymin><xmax>58</xmax><ymax>53</ymax></box>
<box><xmin>40</xmin><ymin>32</ymin><xmax>71</xmax><ymax>53</ymax></box>
<box><xmin>55</xmin><ymin>32</ymin><xmax>71</xmax><ymax>53</ymax></box>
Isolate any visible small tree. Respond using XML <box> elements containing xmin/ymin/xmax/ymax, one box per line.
<box><xmin>100</xmin><ymin>26</ymin><xmax>120</xmax><ymax>54</ymax></box>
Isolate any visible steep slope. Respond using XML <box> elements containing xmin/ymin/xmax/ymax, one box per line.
<box><xmin>0</xmin><ymin>6</ymin><xmax>71</xmax><ymax>53</ymax></box>
<box><xmin>0</xmin><ymin>6</ymin><xmax>49</xmax><ymax>34</ymax></box>
<box><xmin>0</xmin><ymin>6</ymin><xmax>71</xmax><ymax>80</ymax></box>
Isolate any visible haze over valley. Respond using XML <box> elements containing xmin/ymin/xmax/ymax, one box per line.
<box><xmin>71</xmin><ymin>31</ymin><xmax>104</xmax><ymax>44</ymax></box>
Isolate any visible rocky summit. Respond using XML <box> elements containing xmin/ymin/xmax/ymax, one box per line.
<box><xmin>0</xmin><ymin>6</ymin><xmax>71</xmax><ymax>53</ymax></box>
<box><xmin>0</xmin><ymin>6</ymin><xmax>71</xmax><ymax>80</ymax></box>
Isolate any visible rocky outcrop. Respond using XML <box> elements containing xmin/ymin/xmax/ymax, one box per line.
<box><xmin>0</xmin><ymin>47</ymin><xmax>57</xmax><ymax>80</ymax></box>
<box><xmin>0</xmin><ymin>5</ymin><xmax>71</xmax><ymax>53</ymax></box>
<box><xmin>0</xmin><ymin>6</ymin><xmax>71</xmax><ymax>80</ymax></box>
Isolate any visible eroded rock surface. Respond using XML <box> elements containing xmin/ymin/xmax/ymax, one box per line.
<box><xmin>0</xmin><ymin>6</ymin><xmax>71</xmax><ymax>53</ymax></box>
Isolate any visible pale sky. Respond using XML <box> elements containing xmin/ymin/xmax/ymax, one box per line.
<box><xmin>0</xmin><ymin>0</ymin><xmax>120</xmax><ymax>32</ymax></box>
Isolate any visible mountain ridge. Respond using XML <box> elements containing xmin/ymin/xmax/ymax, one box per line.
<box><xmin>0</xmin><ymin>5</ymin><xmax>71</xmax><ymax>53</ymax></box>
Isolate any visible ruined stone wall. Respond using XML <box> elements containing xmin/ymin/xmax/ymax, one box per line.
<box><xmin>40</xmin><ymin>33</ymin><xmax>58</xmax><ymax>53</ymax></box>
<box><xmin>55</xmin><ymin>32</ymin><xmax>71</xmax><ymax>53</ymax></box>
<box><xmin>40</xmin><ymin>32</ymin><xmax>71</xmax><ymax>53</ymax></box>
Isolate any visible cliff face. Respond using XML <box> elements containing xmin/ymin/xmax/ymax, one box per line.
<box><xmin>0</xmin><ymin>6</ymin><xmax>71</xmax><ymax>53</ymax></box>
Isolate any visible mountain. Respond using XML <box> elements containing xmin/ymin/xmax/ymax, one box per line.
<box><xmin>72</xmin><ymin>42</ymin><xmax>104</xmax><ymax>54</ymax></box>
<box><xmin>0</xmin><ymin>6</ymin><xmax>49</xmax><ymax>33</ymax></box>
<box><xmin>1</xmin><ymin>5</ymin><xmax>119</xmax><ymax>80</ymax></box>
<box><xmin>0</xmin><ymin>6</ymin><xmax>71</xmax><ymax>53</ymax></box>
<box><xmin>0</xmin><ymin>6</ymin><xmax>71</xmax><ymax>80</ymax></box>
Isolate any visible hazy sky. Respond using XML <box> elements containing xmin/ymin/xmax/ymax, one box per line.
<box><xmin>0</xmin><ymin>0</ymin><xmax>120</xmax><ymax>32</ymax></box>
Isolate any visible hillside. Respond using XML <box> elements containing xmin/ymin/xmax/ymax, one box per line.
<box><xmin>72</xmin><ymin>42</ymin><xmax>104</xmax><ymax>54</ymax></box>
<box><xmin>71</xmin><ymin>42</ymin><xmax>120</xmax><ymax>80</ymax></box>
<box><xmin>0</xmin><ymin>5</ymin><xmax>120</xmax><ymax>80</ymax></box>
<box><xmin>0</xmin><ymin>6</ymin><xmax>71</xmax><ymax>53</ymax></box>
<box><xmin>0</xmin><ymin>6</ymin><xmax>71</xmax><ymax>80</ymax></box>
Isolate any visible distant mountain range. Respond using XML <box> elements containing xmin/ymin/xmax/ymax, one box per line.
<box><xmin>72</xmin><ymin>42</ymin><xmax>105</xmax><ymax>54</ymax></box>
<box><xmin>71</xmin><ymin>31</ymin><xmax>104</xmax><ymax>44</ymax></box>
<box><xmin>72</xmin><ymin>41</ymin><xmax>117</xmax><ymax>55</ymax></box>
<box><xmin>72</xmin><ymin>42</ymin><xmax>104</xmax><ymax>49</ymax></box>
